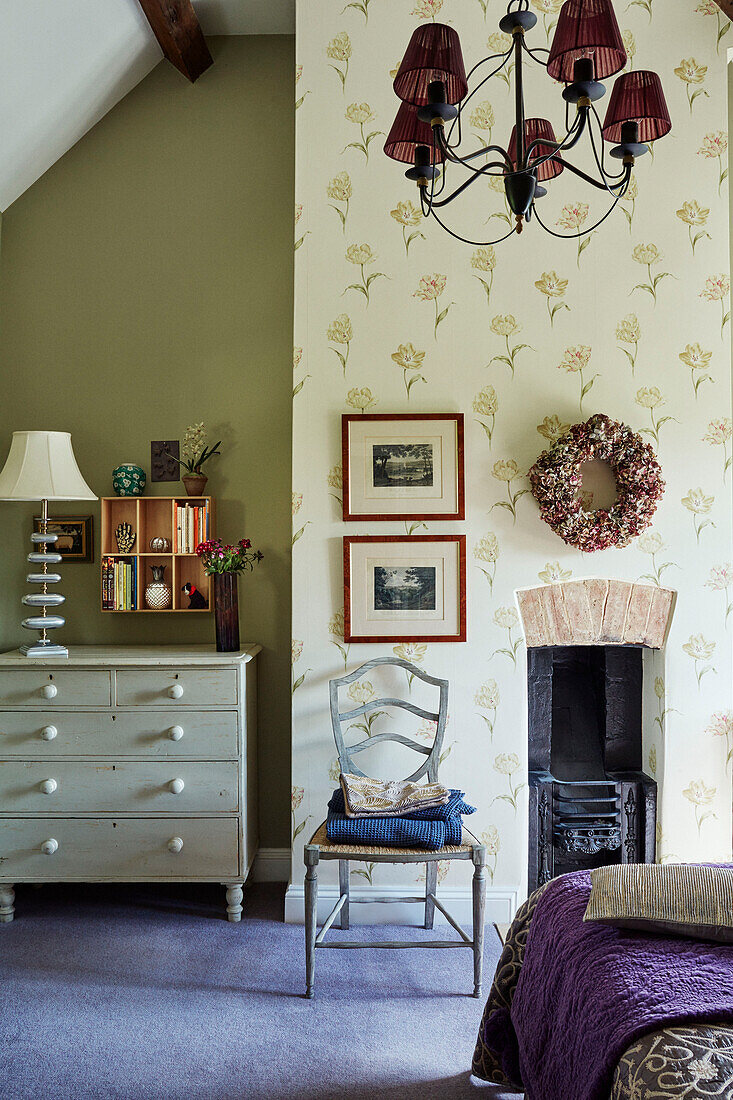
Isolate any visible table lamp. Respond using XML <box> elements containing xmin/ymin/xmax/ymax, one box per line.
<box><xmin>0</xmin><ymin>431</ymin><xmax>97</xmax><ymax>658</ymax></box>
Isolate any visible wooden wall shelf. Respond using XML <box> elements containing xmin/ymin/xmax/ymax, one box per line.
<box><xmin>100</xmin><ymin>497</ymin><xmax>214</xmax><ymax>613</ymax></box>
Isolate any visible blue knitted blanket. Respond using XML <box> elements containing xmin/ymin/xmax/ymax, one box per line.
<box><xmin>326</xmin><ymin>788</ymin><xmax>475</xmax><ymax>849</ymax></box>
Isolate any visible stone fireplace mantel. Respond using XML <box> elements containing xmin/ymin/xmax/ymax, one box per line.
<box><xmin>516</xmin><ymin>578</ymin><xmax>676</xmax><ymax>650</ymax></box>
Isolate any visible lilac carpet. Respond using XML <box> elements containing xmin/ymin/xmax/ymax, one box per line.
<box><xmin>0</xmin><ymin>882</ymin><xmax>515</xmax><ymax>1099</ymax></box>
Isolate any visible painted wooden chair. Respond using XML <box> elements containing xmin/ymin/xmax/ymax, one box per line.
<box><xmin>303</xmin><ymin>656</ymin><xmax>487</xmax><ymax>999</ymax></box>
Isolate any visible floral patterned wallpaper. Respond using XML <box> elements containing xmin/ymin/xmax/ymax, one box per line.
<box><xmin>291</xmin><ymin>0</ymin><xmax>732</xmax><ymax>902</ymax></box>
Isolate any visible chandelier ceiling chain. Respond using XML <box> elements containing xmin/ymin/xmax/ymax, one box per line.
<box><xmin>384</xmin><ymin>0</ymin><xmax>672</xmax><ymax>247</ymax></box>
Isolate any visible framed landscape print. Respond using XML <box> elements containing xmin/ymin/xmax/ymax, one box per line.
<box><xmin>344</xmin><ymin>535</ymin><xmax>466</xmax><ymax>643</ymax></box>
<box><xmin>342</xmin><ymin>413</ymin><xmax>465</xmax><ymax>521</ymax></box>
<box><xmin>33</xmin><ymin>515</ymin><xmax>94</xmax><ymax>563</ymax></box>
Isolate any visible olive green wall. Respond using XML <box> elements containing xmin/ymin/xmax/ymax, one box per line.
<box><xmin>0</xmin><ymin>36</ymin><xmax>294</xmax><ymax>847</ymax></box>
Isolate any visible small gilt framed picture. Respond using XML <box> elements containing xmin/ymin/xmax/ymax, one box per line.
<box><xmin>344</xmin><ymin>535</ymin><xmax>466</xmax><ymax>644</ymax></box>
<box><xmin>342</xmin><ymin>413</ymin><xmax>465</xmax><ymax>521</ymax></box>
<box><xmin>33</xmin><ymin>515</ymin><xmax>94</xmax><ymax>563</ymax></box>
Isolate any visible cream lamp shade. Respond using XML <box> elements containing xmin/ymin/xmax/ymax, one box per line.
<box><xmin>0</xmin><ymin>431</ymin><xmax>97</xmax><ymax>501</ymax></box>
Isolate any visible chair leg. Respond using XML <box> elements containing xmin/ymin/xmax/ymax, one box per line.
<box><xmin>339</xmin><ymin>859</ymin><xmax>350</xmax><ymax>930</ymax></box>
<box><xmin>472</xmin><ymin>847</ymin><xmax>487</xmax><ymax>998</ymax></box>
<box><xmin>424</xmin><ymin>861</ymin><xmax>437</xmax><ymax>930</ymax></box>
<box><xmin>304</xmin><ymin>846</ymin><xmax>319</xmax><ymax>999</ymax></box>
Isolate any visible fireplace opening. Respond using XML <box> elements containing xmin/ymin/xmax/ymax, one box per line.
<box><xmin>528</xmin><ymin>644</ymin><xmax>656</xmax><ymax>891</ymax></box>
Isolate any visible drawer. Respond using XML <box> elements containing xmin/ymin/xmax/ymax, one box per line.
<box><xmin>0</xmin><ymin>817</ymin><xmax>239</xmax><ymax>880</ymax></box>
<box><xmin>0</xmin><ymin>761</ymin><xmax>239</xmax><ymax>813</ymax></box>
<box><xmin>115</xmin><ymin>669</ymin><xmax>237</xmax><ymax>708</ymax></box>
<box><xmin>0</xmin><ymin>670</ymin><xmax>111</xmax><ymax>708</ymax></box>
<box><xmin>0</xmin><ymin>711</ymin><xmax>238</xmax><ymax>759</ymax></box>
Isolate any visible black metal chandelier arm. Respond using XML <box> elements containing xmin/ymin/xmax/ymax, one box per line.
<box><xmin>531</xmin><ymin>175</ymin><xmax>630</xmax><ymax>240</ymax></box>
<box><xmin>462</xmin><ymin>48</ymin><xmax>514</xmax><ymax>87</ymax></box>
<box><xmin>556</xmin><ymin>156</ymin><xmax>629</xmax><ymax>192</ymax></box>
<box><xmin>428</xmin><ymin>162</ymin><xmax>512</xmax><ymax>208</ymax></box>
<box><xmin>446</xmin><ymin>48</ymin><xmax>514</xmax><ymax>149</ymax></box>
<box><xmin>588</xmin><ymin>104</ymin><xmax>631</xmax><ymax>183</ymax></box>
<box><xmin>436</xmin><ymin>127</ymin><xmax>513</xmax><ymax>173</ymax></box>
<box><xmin>522</xmin><ymin>110</ymin><xmax>584</xmax><ymax>170</ymax></box>
<box><xmin>420</xmin><ymin>192</ymin><xmax>520</xmax><ymax>247</ymax></box>
<box><xmin>518</xmin><ymin>34</ymin><xmax>550</xmax><ymax>66</ymax></box>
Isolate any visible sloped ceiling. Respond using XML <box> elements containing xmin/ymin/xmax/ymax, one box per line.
<box><xmin>0</xmin><ymin>0</ymin><xmax>294</xmax><ymax>211</ymax></box>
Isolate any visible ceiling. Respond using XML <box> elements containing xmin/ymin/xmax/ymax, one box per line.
<box><xmin>0</xmin><ymin>0</ymin><xmax>294</xmax><ymax>212</ymax></box>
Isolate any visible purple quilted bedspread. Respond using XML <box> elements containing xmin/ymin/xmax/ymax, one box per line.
<box><xmin>501</xmin><ymin>870</ymin><xmax>733</xmax><ymax>1100</ymax></box>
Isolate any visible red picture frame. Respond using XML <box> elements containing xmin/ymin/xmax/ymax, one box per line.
<box><xmin>342</xmin><ymin>413</ymin><xmax>465</xmax><ymax>522</ymax></box>
<box><xmin>344</xmin><ymin>534</ymin><xmax>467</xmax><ymax>644</ymax></box>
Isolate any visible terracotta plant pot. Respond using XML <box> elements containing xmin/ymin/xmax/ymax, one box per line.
<box><xmin>213</xmin><ymin>572</ymin><xmax>240</xmax><ymax>652</ymax></box>
<box><xmin>183</xmin><ymin>473</ymin><xmax>208</xmax><ymax>496</ymax></box>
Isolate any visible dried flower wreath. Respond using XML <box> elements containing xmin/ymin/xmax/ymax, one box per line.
<box><xmin>529</xmin><ymin>413</ymin><xmax>665</xmax><ymax>553</ymax></box>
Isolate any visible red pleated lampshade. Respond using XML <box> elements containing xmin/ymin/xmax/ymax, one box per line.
<box><xmin>602</xmin><ymin>70</ymin><xmax>672</xmax><ymax>143</ymax></box>
<box><xmin>384</xmin><ymin>102</ymin><xmax>446</xmax><ymax>164</ymax></box>
<box><xmin>393</xmin><ymin>23</ymin><xmax>468</xmax><ymax>106</ymax></box>
<box><xmin>547</xmin><ymin>0</ymin><xmax>626</xmax><ymax>84</ymax></box>
<box><xmin>508</xmin><ymin>118</ymin><xmax>564</xmax><ymax>180</ymax></box>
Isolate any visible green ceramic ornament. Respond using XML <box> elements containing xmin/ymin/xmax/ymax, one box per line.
<box><xmin>112</xmin><ymin>463</ymin><xmax>146</xmax><ymax>497</ymax></box>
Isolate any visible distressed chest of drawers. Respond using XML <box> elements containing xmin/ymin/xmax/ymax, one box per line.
<box><xmin>0</xmin><ymin>645</ymin><xmax>259</xmax><ymax>923</ymax></box>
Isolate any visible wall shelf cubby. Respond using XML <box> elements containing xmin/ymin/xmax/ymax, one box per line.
<box><xmin>100</xmin><ymin>497</ymin><xmax>214</xmax><ymax>613</ymax></box>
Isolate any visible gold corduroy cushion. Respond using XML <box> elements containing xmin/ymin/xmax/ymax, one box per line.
<box><xmin>584</xmin><ymin>864</ymin><xmax>733</xmax><ymax>943</ymax></box>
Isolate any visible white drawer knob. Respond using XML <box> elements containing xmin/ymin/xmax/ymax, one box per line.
<box><xmin>168</xmin><ymin>725</ymin><xmax>184</xmax><ymax>742</ymax></box>
<box><xmin>168</xmin><ymin>684</ymin><xmax>184</xmax><ymax>699</ymax></box>
<box><xmin>40</xmin><ymin>778</ymin><xmax>57</xmax><ymax>795</ymax></box>
<box><xmin>41</xmin><ymin>684</ymin><xmax>57</xmax><ymax>699</ymax></box>
<box><xmin>169</xmin><ymin>778</ymin><xmax>185</xmax><ymax>795</ymax></box>
<box><xmin>41</xmin><ymin>725</ymin><xmax>58</xmax><ymax>741</ymax></box>
<box><xmin>41</xmin><ymin>838</ymin><xmax>59</xmax><ymax>855</ymax></box>
<box><xmin>167</xmin><ymin>837</ymin><xmax>184</xmax><ymax>854</ymax></box>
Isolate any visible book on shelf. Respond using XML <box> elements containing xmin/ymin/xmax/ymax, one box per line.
<box><xmin>173</xmin><ymin>500</ymin><xmax>209</xmax><ymax>554</ymax></box>
<box><xmin>102</xmin><ymin>557</ymin><xmax>136</xmax><ymax>611</ymax></box>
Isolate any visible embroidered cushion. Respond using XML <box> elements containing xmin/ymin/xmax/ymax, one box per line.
<box><xmin>339</xmin><ymin>772</ymin><xmax>450</xmax><ymax>818</ymax></box>
<box><xmin>583</xmin><ymin>863</ymin><xmax>733</xmax><ymax>944</ymax></box>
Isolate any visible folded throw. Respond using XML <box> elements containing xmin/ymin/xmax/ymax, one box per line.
<box><xmin>339</xmin><ymin>772</ymin><xmax>450</xmax><ymax>818</ymax></box>
<box><xmin>326</xmin><ymin>788</ymin><xmax>475</xmax><ymax>850</ymax></box>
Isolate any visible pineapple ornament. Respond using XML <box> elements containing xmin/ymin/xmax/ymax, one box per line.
<box><xmin>145</xmin><ymin>564</ymin><xmax>172</xmax><ymax>609</ymax></box>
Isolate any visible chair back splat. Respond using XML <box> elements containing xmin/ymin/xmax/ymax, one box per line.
<box><xmin>329</xmin><ymin>656</ymin><xmax>449</xmax><ymax>784</ymax></box>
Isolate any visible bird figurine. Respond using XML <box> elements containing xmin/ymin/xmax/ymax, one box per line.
<box><xmin>181</xmin><ymin>582</ymin><xmax>207</xmax><ymax>609</ymax></box>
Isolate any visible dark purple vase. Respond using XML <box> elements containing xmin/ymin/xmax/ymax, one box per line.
<box><xmin>213</xmin><ymin>572</ymin><xmax>240</xmax><ymax>652</ymax></box>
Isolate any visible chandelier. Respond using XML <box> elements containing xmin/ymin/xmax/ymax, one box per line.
<box><xmin>384</xmin><ymin>0</ymin><xmax>671</xmax><ymax>246</ymax></box>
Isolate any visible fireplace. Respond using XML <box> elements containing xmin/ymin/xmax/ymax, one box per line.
<box><xmin>527</xmin><ymin>645</ymin><xmax>656</xmax><ymax>891</ymax></box>
<box><xmin>516</xmin><ymin>578</ymin><xmax>676</xmax><ymax>893</ymax></box>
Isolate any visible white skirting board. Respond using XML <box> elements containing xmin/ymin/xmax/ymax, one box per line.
<box><xmin>251</xmin><ymin>848</ymin><xmax>292</xmax><ymax>882</ymax></box>
<box><xmin>283</xmin><ymin>882</ymin><xmax>520</xmax><ymax>926</ymax></box>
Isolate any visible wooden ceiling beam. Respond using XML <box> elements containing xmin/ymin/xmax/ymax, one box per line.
<box><xmin>714</xmin><ymin>0</ymin><xmax>733</xmax><ymax>22</ymax></box>
<box><xmin>137</xmin><ymin>0</ymin><xmax>213</xmax><ymax>83</ymax></box>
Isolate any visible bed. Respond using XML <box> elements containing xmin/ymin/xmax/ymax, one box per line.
<box><xmin>472</xmin><ymin>871</ymin><xmax>733</xmax><ymax>1100</ymax></box>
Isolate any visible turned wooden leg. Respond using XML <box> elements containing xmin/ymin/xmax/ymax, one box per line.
<box><xmin>472</xmin><ymin>847</ymin><xmax>487</xmax><ymax>998</ymax></box>
<box><xmin>0</xmin><ymin>884</ymin><xmax>15</xmax><ymax>924</ymax></box>
<box><xmin>424</xmin><ymin>861</ymin><xmax>437</xmax><ymax>930</ymax></box>
<box><xmin>304</xmin><ymin>845</ymin><xmax>319</xmax><ymax>999</ymax></box>
<box><xmin>338</xmin><ymin>859</ymin><xmax>350</xmax><ymax>930</ymax></box>
<box><xmin>225</xmin><ymin>882</ymin><xmax>243</xmax><ymax>922</ymax></box>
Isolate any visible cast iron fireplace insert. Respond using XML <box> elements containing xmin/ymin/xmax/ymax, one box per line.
<box><xmin>527</xmin><ymin>644</ymin><xmax>656</xmax><ymax>893</ymax></box>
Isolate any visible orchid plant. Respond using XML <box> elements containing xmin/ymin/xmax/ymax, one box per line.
<box><xmin>167</xmin><ymin>422</ymin><xmax>222</xmax><ymax>475</ymax></box>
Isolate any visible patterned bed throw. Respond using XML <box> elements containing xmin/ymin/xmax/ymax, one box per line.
<box><xmin>473</xmin><ymin>869</ymin><xmax>733</xmax><ymax>1100</ymax></box>
<box><xmin>339</xmin><ymin>772</ymin><xmax>449</xmax><ymax>818</ymax></box>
